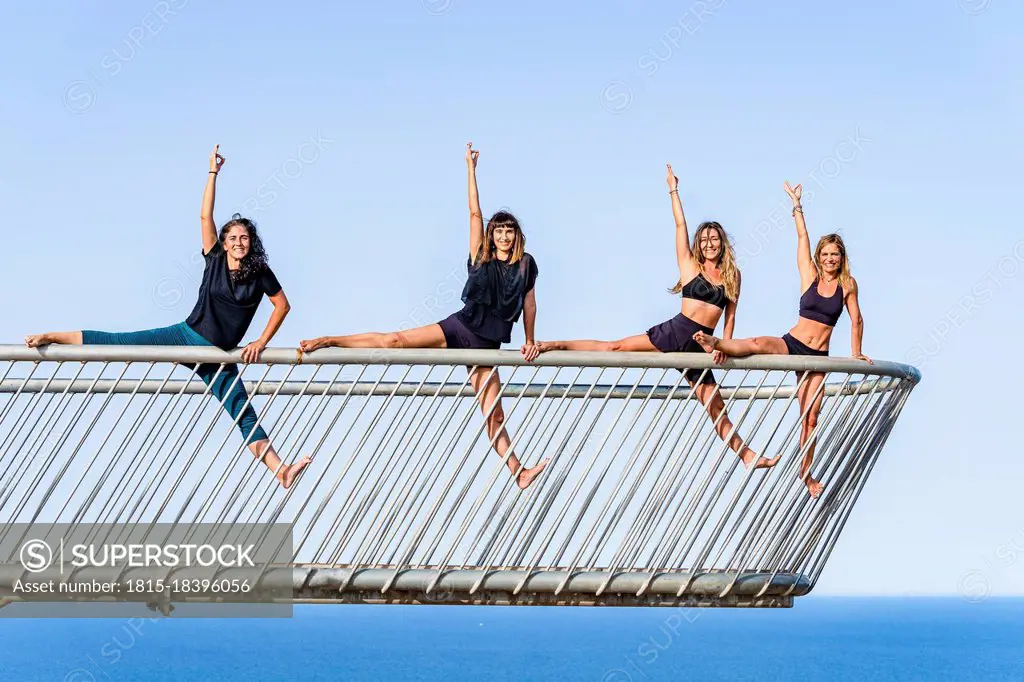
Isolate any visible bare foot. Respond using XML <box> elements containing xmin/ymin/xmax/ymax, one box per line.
<box><xmin>298</xmin><ymin>338</ymin><xmax>327</xmax><ymax>353</ymax></box>
<box><xmin>741</xmin><ymin>449</ymin><xmax>780</xmax><ymax>471</ymax></box>
<box><xmin>516</xmin><ymin>458</ymin><xmax>550</xmax><ymax>490</ymax></box>
<box><xmin>278</xmin><ymin>456</ymin><xmax>312</xmax><ymax>489</ymax></box>
<box><xmin>692</xmin><ymin>331</ymin><xmax>719</xmax><ymax>354</ymax></box>
<box><xmin>25</xmin><ymin>334</ymin><xmax>52</xmax><ymax>348</ymax></box>
<box><xmin>805</xmin><ymin>476</ymin><xmax>824</xmax><ymax>500</ymax></box>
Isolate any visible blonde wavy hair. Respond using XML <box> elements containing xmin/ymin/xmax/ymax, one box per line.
<box><xmin>473</xmin><ymin>210</ymin><xmax>526</xmax><ymax>265</ymax></box>
<box><xmin>814</xmin><ymin>233</ymin><xmax>853</xmax><ymax>291</ymax></box>
<box><xmin>670</xmin><ymin>221</ymin><xmax>740</xmax><ymax>302</ymax></box>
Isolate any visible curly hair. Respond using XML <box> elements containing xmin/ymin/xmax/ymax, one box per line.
<box><xmin>219</xmin><ymin>214</ymin><xmax>269</xmax><ymax>283</ymax></box>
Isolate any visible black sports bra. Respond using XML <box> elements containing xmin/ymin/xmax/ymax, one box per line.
<box><xmin>680</xmin><ymin>272</ymin><xmax>727</xmax><ymax>309</ymax></box>
<box><xmin>799</xmin><ymin>278</ymin><xmax>844</xmax><ymax>327</ymax></box>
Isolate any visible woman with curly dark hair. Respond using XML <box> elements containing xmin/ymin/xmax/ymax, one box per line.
<box><xmin>25</xmin><ymin>145</ymin><xmax>310</xmax><ymax>489</ymax></box>
<box><xmin>300</xmin><ymin>142</ymin><xmax>549</xmax><ymax>490</ymax></box>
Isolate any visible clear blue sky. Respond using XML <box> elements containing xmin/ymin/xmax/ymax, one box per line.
<box><xmin>1</xmin><ymin>0</ymin><xmax>1021</xmax><ymax>596</ymax></box>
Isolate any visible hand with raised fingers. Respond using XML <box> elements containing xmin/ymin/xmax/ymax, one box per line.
<box><xmin>666</xmin><ymin>164</ymin><xmax>679</xmax><ymax>192</ymax></box>
<box><xmin>210</xmin><ymin>144</ymin><xmax>225</xmax><ymax>174</ymax></box>
<box><xmin>466</xmin><ymin>142</ymin><xmax>479</xmax><ymax>169</ymax></box>
<box><xmin>784</xmin><ymin>181</ymin><xmax>802</xmax><ymax>205</ymax></box>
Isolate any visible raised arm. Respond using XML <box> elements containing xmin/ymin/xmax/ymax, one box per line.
<box><xmin>785</xmin><ymin>181</ymin><xmax>817</xmax><ymax>288</ymax></box>
<box><xmin>667</xmin><ymin>164</ymin><xmax>697</xmax><ymax>282</ymax></box>
<box><xmin>844</xmin><ymin>278</ymin><xmax>871</xmax><ymax>363</ymax></box>
<box><xmin>467</xmin><ymin>142</ymin><xmax>484</xmax><ymax>260</ymax></box>
<box><xmin>201</xmin><ymin>145</ymin><xmax>225</xmax><ymax>254</ymax></box>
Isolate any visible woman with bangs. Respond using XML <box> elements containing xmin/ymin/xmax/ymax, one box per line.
<box><xmin>299</xmin><ymin>143</ymin><xmax>549</xmax><ymax>490</ymax></box>
<box><xmin>693</xmin><ymin>181</ymin><xmax>871</xmax><ymax>499</ymax></box>
<box><xmin>25</xmin><ymin>145</ymin><xmax>311</xmax><ymax>489</ymax></box>
<box><xmin>536</xmin><ymin>164</ymin><xmax>776</xmax><ymax>471</ymax></box>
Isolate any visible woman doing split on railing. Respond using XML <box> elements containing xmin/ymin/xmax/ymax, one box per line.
<box><xmin>537</xmin><ymin>164</ymin><xmax>777</xmax><ymax>471</ymax></box>
<box><xmin>299</xmin><ymin>143</ymin><xmax>549</xmax><ymax>490</ymax></box>
<box><xmin>693</xmin><ymin>181</ymin><xmax>871</xmax><ymax>499</ymax></box>
<box><xmin>25</xmin><ymin>145</ymin><xmax>311</xmax><ymax>489</ymax></box>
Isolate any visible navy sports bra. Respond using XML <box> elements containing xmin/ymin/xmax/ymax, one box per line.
<box><xmin>681</xmin><ymin>272</ymin><xmax>727</xmax><ymax>309</ymax></box>
<box><xmin>799</xmin><ymin>278</ymin><xmax>844</xmax><ymax>327</ymax></box>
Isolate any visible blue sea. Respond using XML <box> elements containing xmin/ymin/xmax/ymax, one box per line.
<box><xmin>1</xmin><ymin>598</ymin><xmax>1021</xmax><ymax>680</ymax></box>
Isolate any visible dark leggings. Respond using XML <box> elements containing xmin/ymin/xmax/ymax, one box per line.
<box><xmin>82</xmin><ymin>322</ymin><xmax>269</xmax><ymax>444</ymax></box>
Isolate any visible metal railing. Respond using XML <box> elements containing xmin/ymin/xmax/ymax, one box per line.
<box><xmin>0</xmin><ymin>345</ymin><xmax>919</xmax><ymax>608</ymax></box>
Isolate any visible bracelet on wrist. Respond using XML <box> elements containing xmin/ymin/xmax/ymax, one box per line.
<box><xmin>209</xmin><ymin>170</ymin><xmax>219</xmax><ymax>175</ymax></box>
<box><xmin>669</xmin><ymin>189</ymin><xmax>679</xmax><ymax>195</ymax></box>
<box><xmin>792</xmin><ymin>205</ymin><xmax>803</xmax><ymax>215</ymax></box>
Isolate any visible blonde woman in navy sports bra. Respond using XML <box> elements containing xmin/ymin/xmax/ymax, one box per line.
<box><xmin>299</xmin><ymin>143</ymin><xmax>549</xmax><ymax>490</ymax></box>
<box><xmin>537</xmin><ymin>164</ymin><xmax>778</xmax><ymax>471</ymax></box>
<box><xmin>694</xmin><ymin>181</ymin><xmax>870</xmax><ymax>499</ymax></box>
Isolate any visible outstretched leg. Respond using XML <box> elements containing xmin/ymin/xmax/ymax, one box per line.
<box><xmin>691</xmin><ymin>382</ymin><xmax>779</xmax><ymax>471</ymax></box>
<box><xmin>538</xmin><ymin>333</ymin><xmax>778</xmax><ymax>470</ymax></box>
<box><xmin>300</xmin><ymin>323</ymin><xmax>446</xmax><ymax>352</ymax></box>
<box><xmin>795</xmin><ymin>371</ymin><xmax>827</xmax><ymax>499</ymax></box>
<box><xmin>537</xmin><ymin>334</ymin><xmax>658</xmax><ymax>353</ymax></box>
<box><xmin>692</xmin><ymin>333</ymin><xmax>788</xmax><ymax>357</ymax></box>
<box><xmin>194</xmin><ymin>362</ymin><xmax>311</xmax><ymax>490</ymax></box>
<box><xmin>26</xmin><ymin>323</ymin><xmax>310</xmax><ymax>490</ymax></box>
<box><xmin>28</xmin><ymin>325</ymin><xmax>199</xmax><ymax>348</ymax></box>
<box><xmin>469</xmin><ymin>366</ymin><xmax>549</xmax><ymax>490</ymax></box>
<box><xmin>25</xmin><ymin>331</ymin><xmax>83</xmax><ymax>347</ymax></box>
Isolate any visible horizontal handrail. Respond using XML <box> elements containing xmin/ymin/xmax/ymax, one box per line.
<box><xmin>0</xmin><ymin>345</ymin><xmax>921</xmax><ymax>383</ymax></box>
<box><xmin>0</xmin><ymin>377</ymin><xmax>901</xmax><ymax>400</ymax></box>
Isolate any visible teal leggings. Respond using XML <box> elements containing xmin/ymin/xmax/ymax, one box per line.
<box><xmin>82</xmin><ymin>322</ymin><xmax>269</xmax><ymax>444</ymax></box>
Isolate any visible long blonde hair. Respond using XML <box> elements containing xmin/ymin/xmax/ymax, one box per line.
<box><xmin>670</xmin><ymin>221</ymin><xmax>740</xmax><ymax>302</ymax></box>
<box><xmin>473</xmin><ymin>210</ymin><xmax>526</xmax><ymax>265</ymax></box>
<box><xmin>814</xmin><ymin>233</ymin><xmax>853</xmax><ymax>291</ymax></box>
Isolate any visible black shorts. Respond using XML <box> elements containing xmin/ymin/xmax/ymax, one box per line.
<box><xmin>646</xmin><ymin>313</ymin><xmax>717</xmax><ymax>385</ymax></box>
<box><xmin>782</xmin><ymin>333</ymin><xmax>829</xmax><ymax>357</ymax></box>
<box><xmin>438</xmin><ymin>313</ymin><xmax>501</xmax><ymax>350</ymax></box>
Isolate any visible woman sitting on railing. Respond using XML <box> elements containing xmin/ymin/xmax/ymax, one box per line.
<box><xmin>299</xmin><ymin>143</ymin><xmax>549</xmax><ymax>490</ymax></box>
<box><xmin>693</xmin><ymin>181</ymin><xmax>871</xmax><ymax>499</ymax></box>
<box><xmin>536</xmin><ymin>164</ymin><xmax>776</xmax><ymax>471</ymax></box>
<box><xmin>24</xmin><ymin>145</ymin><xmax>311</xmax><ymax>489</ymax></box>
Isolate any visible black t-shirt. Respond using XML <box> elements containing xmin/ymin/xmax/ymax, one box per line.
<box><xmin>185</xmin><ymin>241</ymin><xmax>282</xmax><ymax>350</ymax></box>
<box><xmin>456</xmin><ymin>251</ymin><xmax>538</xmax><ymax>342</ymax></box>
